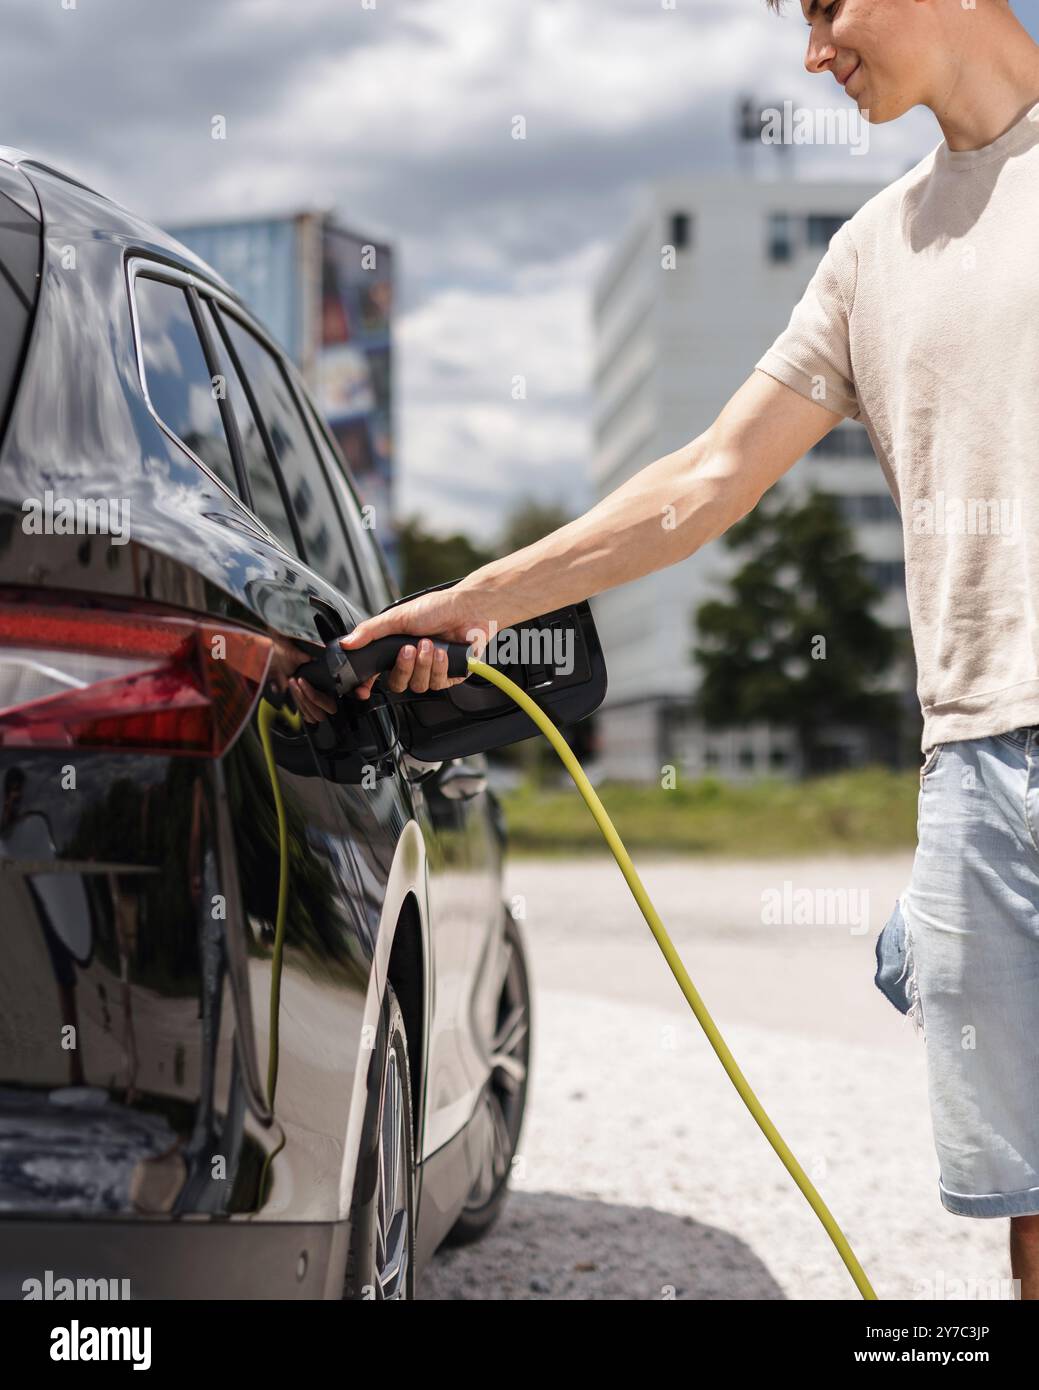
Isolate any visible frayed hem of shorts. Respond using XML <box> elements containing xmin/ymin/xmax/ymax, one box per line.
<box><xmin>898</xmin><ymin>892</ymin><xmax>925</xmax><ymax>1036</ymax></box>
<box><xmin>940</xmin><ymin>1178</ymin><xmax>1039</xmax><ymax>1218</ymax></box>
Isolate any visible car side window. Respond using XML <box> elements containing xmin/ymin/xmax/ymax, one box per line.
<box><xmin>201</xmin><ymin>302</ymin><xmax>299</xmax><ymax>556</ymax></box>
<box><xmin>299</xmin><ymin>393</ymin><xmax>398</xmax><ymax>611</ymax></box>
<box><xmin>134</xmin><ymin>277</ymin><xmax>239</xmax><ymax>496</ymax></box>
<box><xmin>211</xmin><ymin>306</ymin><xmax>366</xmax><ymax>609</ymax></box>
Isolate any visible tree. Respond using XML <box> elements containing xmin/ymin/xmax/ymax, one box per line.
<box><xmin>396</xmin><ymin>515</ymin><xmax>494</xmax><ymax>596</ymax></box>
<box><xmin>496</xmin><ymin>497</ymin><xmax>571</xmax><ymax>557</ymax></box>
<box><xmin>693</xmin><ymin>489</ymin><xmax>901</xmax><ymax>772</ymax></box>
<box><xmin>396</xmin><ymin>497</ymin><xmax>571</xmax><ymax>596</ymax></box>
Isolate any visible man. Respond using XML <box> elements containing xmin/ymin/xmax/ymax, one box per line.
<box><xmin>292</xmin><ymin>0</ymin><xmax>1039</xmax><ymax>1297</ymax></box>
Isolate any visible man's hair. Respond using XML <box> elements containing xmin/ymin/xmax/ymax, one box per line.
<box><xmin>767</xmin><ymin>0</ymin><xmax>1010</xmax><ymax>8</ymax></box>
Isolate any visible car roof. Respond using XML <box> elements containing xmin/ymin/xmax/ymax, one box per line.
<box><xmin>0</xmin><ymin>145</ymin><xmax>242</xmax><ymax>303</ymax></box>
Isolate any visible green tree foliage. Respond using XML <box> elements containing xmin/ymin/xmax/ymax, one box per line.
<box><xmin>693</xmin><ymin>490</ymin><xmax>900</xmax><ymax>771</ymax></box>
<box><xmin>396</xmin><ymin>515</ymin><xmax>494</xmax><ymax>596</ymax></box>
<box><xmin>397</xmin><ymin>497</ymin><xmax>571</xmax><ymax>597</ymax></box>
<box><xmin>495</xmin><ymin>497</ymin><xmax>570</xmax><ymax>557</ymax></box>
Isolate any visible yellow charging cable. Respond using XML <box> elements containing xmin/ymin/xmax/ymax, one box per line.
<box><xmin>255</xmin><ymin>667</ymin><xmax>876</xmax><ymax>1298</ymax></box>
<box><xmin>467</xmin><ymin>656</ymin><xmax>878</xmax><ymax>1301</ymax></box>
<box><xmin>255</xmin><ymin>696</ymin><xmax>301</xmax><ymax>1202</ymax></box>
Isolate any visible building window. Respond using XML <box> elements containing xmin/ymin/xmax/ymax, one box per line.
<box><xmin>806</xmin><ymin>213</ymin><xmax>847</xmax><ymax>247</ymax></box>
<box><xmin>863</xmin><ymin>559</ymin><xmax>906</xmax><ymax>592</ymax></box>
<box><xmin>768</xmin><ymin>213</ymin><xmax>850</xmax><ymax>263</ymax></box>
<box><xmin>767</xmin><ymin>212</ymin><xmax>793</xmax><ymax>263</ymax></box>
<box><xmin>810</xmin><ymin>426</ymin><xmax>875</xmax><ymax>460</ymax></box>
<box><xmin>670</xmin><ymin>212</ymin><xmax>692</xmax><ymax>250</ymax></box>
<box><xmin>834</xmin><ymin>493</ymin><xmax>901</xmax><ymax>524</ymax></box>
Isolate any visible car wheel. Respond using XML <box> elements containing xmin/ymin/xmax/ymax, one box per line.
<box><xmin>343</xmin><ymin>984</ymin><xmax>416</xmax><ymax>1299</ymax></box>
<box><xmin>442</xmin><ymin>907</ymin><xmax>531</xmax><ymax>1247</ymax></box>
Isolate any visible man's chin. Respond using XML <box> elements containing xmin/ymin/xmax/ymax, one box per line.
<box><xmin>857</xmin><ymin>93</ymin><xmax>911</xmax><ymax>126</ymax></box>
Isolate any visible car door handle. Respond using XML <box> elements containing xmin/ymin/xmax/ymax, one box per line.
<box><xmin>433</xmin><ymin>760</ymin><xmax>487</xmax><ymax>801</ymax></box>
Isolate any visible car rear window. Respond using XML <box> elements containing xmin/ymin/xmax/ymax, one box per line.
<box><xmin>134</xmin><ymin>275</ymin><xmax>239</xmax><ymax>495</ymax></box>
<box><xmin>0</xmin><ymin>181</ymin><xmax>42</xmax><ymax>447</ymax></box>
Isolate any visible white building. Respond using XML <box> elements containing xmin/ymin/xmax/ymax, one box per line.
<box><xmin>590</xmin><ymin>175</ymin><xmax>912</xmax><ymax>782</ymax></box>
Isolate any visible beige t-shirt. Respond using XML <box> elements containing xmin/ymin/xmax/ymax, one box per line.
<box><xmin>756</xmin><ymin>98</ymin><xmax>1039</xmax><ymax>753</ymax></box>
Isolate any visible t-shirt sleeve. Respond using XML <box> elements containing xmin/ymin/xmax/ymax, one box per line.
<box><xmin>754</xmin><ymin>222</ymin><xmax>860</xmax><ymax>421</ymax></box>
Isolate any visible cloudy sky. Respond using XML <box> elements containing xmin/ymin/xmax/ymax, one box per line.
<box><xmin>6</xmin><ymin>0</ymin><xmax>1039</xmax><ymax>545</ymax></box>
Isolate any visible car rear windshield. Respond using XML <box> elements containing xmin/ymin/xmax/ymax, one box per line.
<box><xmin>0</xmin><ymin>178</ymin><xmax>42</xmax><ymax>448</ymax></box>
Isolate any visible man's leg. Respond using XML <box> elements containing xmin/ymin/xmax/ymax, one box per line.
<box><xmin>904</xmin><ymin>729</ymin><xmax>1039</xmax><ymax>1296</ymax></box>
<box><xmin>1010</xmin><ymin>1215</ymin><xmax>1039</xmax><ymax>1299</ymax></box>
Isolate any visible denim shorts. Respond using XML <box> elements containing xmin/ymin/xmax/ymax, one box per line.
<box><xmin>893</xmin><ymin>726</ymin><xmax>1039</xmax><ymax>1218</ymax></box>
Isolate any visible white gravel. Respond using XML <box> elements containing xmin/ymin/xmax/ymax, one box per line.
<box><xmin>419</xmin><ymin>855</ymin><xmax>1012</xmax><ymax>1301</ymax></box>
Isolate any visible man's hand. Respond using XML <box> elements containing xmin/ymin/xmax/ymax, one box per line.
<box><xmin>267</xmin><ymin>636</ymin><xmax>341</xmax><ymax>726</ymax></box>
<box><xmin>340</xmin><ymin>582</ymin><xmax>507</xmax><ymax>702</ymax></box>
<box><xmin>288</xmin><ymin>580</ymin><xmax>517</xmax><ymax>721</ymax></box>
<box><xmin>289</xmin><ymin>675</ymin><xmax>337</xmax><ymax>724</ymax></box>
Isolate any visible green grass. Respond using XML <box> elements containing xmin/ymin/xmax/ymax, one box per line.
<box><xmin>499</xmin><ymin>766</ymin><xmax>919</xmax><ymax>858</ymax></box>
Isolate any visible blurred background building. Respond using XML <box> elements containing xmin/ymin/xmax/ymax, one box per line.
<box><xmin>590</xmin><ymin>151</ymin><xmax>913</xmax><ymax>783</ymax></box>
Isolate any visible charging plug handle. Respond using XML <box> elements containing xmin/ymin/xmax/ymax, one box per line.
<box><xmin>295</xmin><ymin>635</ymin><xmax>472</xmax><ymax>698</ymax></box>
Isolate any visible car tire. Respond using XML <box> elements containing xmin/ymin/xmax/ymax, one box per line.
<box><xmin>342</xmin><ymin>983</ymin><xmax>416</xmax><ymax>1299</ymax></box>
<box><xmin>442</xmin><ymin>907</ymin><xmax>531</xmax><ymax>1248</ymax></box>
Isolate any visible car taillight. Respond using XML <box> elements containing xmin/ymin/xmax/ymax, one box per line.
<box><xmin>0</xmin><ymin>600</ymin><xmax>271</xmax><ymax>756</ymax></box>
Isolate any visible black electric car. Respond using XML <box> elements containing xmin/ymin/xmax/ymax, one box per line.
<box><xmin>0</xmin><ymin>150</ymin><xmax>606</xmax><ymax>1298</ymax></box>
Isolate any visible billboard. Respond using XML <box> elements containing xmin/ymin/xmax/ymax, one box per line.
<box><xmin>315</xmin><ymin>225</ymin><xmax>395</xmax><ymax>576</ymax></box>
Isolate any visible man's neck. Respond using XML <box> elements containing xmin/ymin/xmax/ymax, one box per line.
<box><xmin>929</xmin><ymin>6</ymin><xmax>1039</xmax><ymax>151</ymax></box>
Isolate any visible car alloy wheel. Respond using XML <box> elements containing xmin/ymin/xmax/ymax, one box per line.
<box><xmin>468</xmin><ymin>934</ymin><xmax>529</xmax><ymax>1208</ymax></box>
<box><xmin>374</xmin><ymin>1046</ymin><xmax>410</xmax><ymax>1299</ymax></box>
<box><xmin>343</xmin><ymin>985</ymin><xmax>415</xmax><ymax>1300</ymax></box>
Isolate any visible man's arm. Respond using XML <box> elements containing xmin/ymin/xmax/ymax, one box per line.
<box><xmin>464</xmin><ymin>370</ymin><xmax>844</xmax><ymax>624</ymax></box>
<box><xmin>278</xmin><ymin>372</ymin><xmax>844</xmax><ymax>715</ymax></box>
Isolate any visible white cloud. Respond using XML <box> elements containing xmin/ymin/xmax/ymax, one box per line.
<box><xmin>396</xmin><ymin>242</ymin><xmax>600</xmax><ymax>537</ymax></box>
<box><xmin>4</xmin><ymin>0</ymin><xmax>961</xmax><ymax>542</ymax></box>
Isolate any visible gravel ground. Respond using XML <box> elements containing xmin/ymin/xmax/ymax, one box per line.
<box><xmin>419</xmin><ymin>854</ymin><xmax>1013</xmax><ymax>1301</ymax></box>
